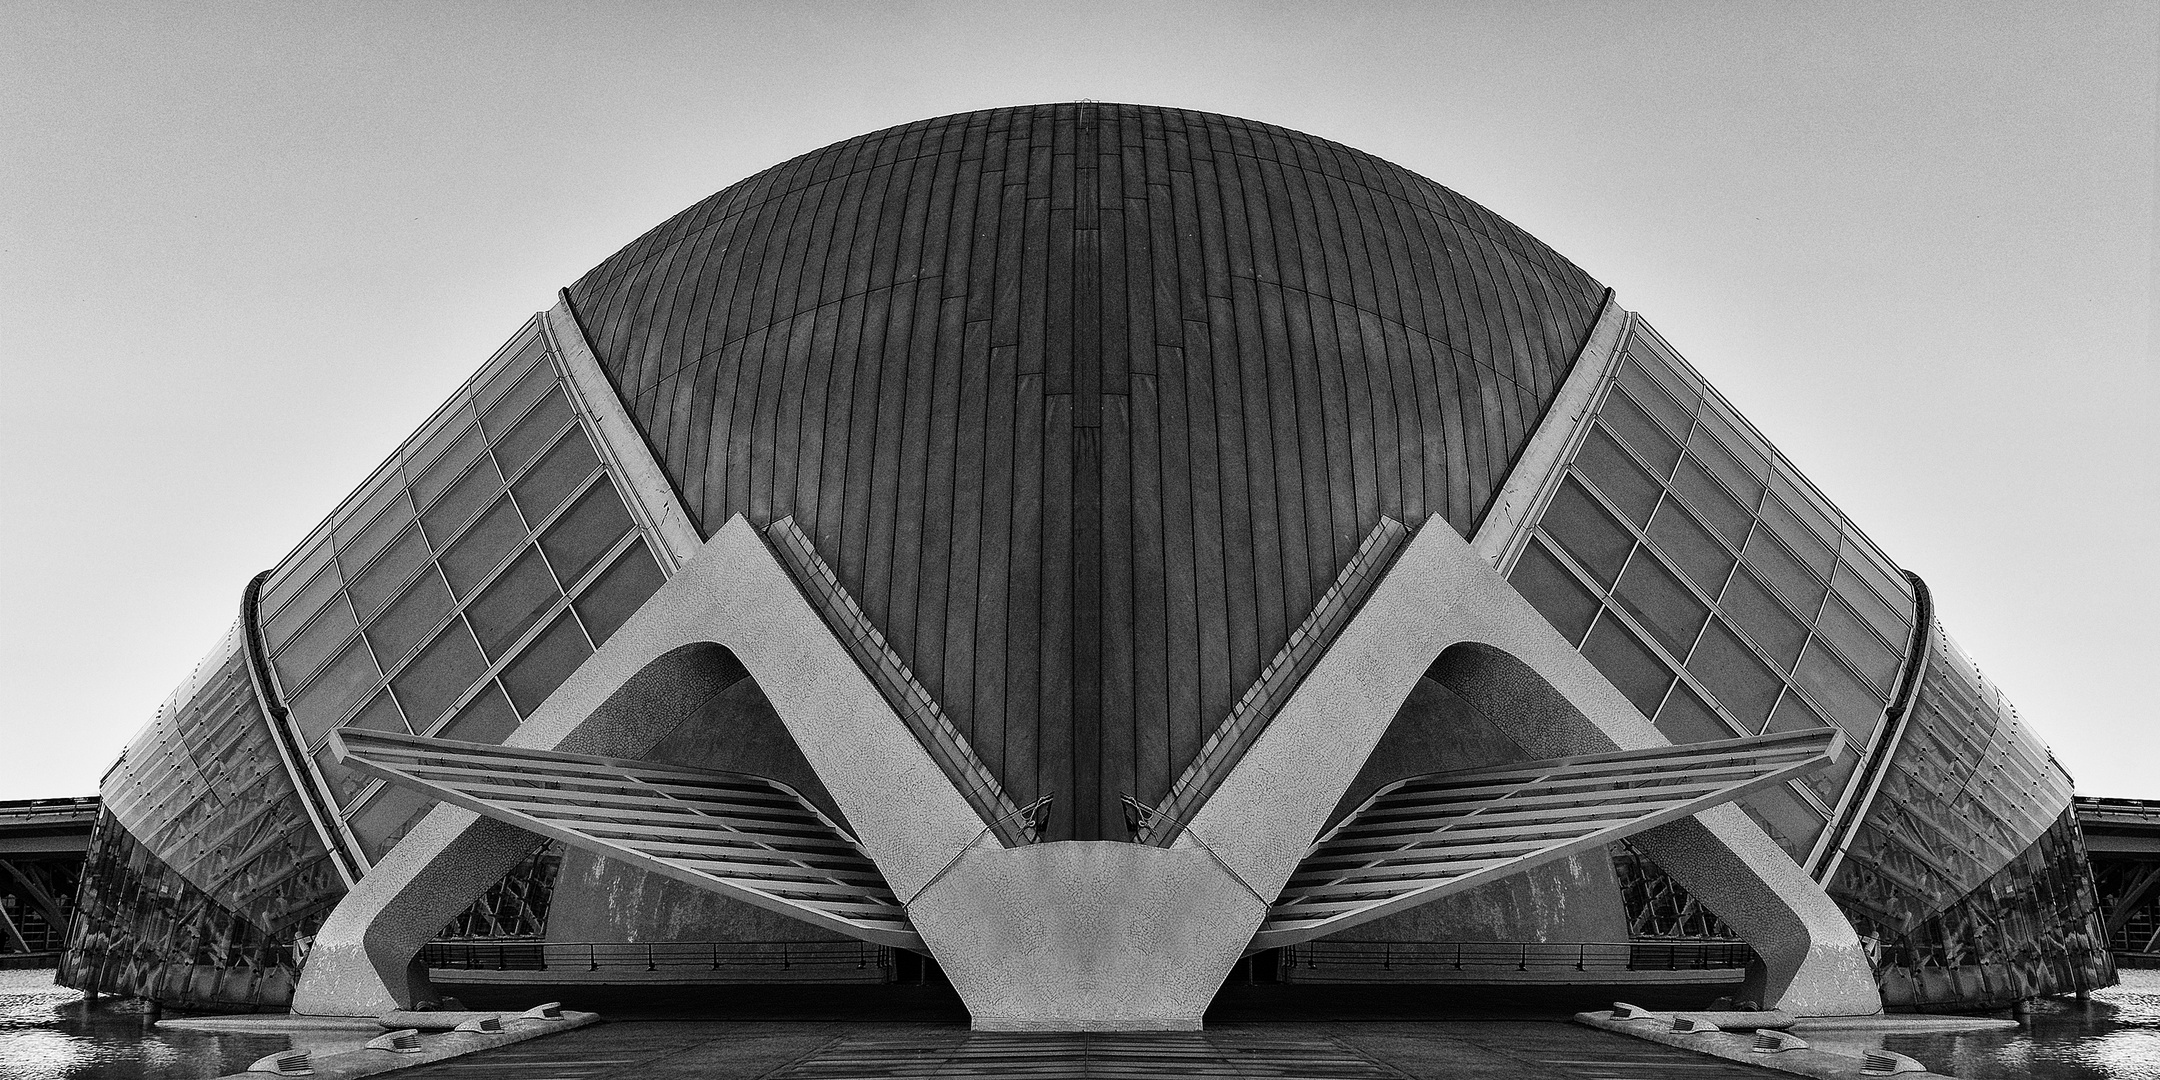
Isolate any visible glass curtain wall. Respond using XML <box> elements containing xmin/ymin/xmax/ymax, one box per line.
<box><xmin>1507</xmin><ymin>319</ymin><xmax>1918</xmax><ymax>866</ymax></box>
<box><xmin>251</xmin><ymin>319</ymin><xmax>671</xmax><ymax>868</ymax></box>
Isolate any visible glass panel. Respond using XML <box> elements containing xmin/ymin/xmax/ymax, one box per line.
<box><xmin>1743</xmin><ymin>524</ymin><xmax>1829</xmax><ymax>618</ymax></box>
<box><xmin>1580</xmin><ymin>616</ymin><xmax>1674</xmax><ymax>717</ymax></box>
<box><xmin>1718</xmin><ymin>564</ymin><xmax>1808</xmax><ymax>673</ymax></box>
<box><xmin>476</xmin><ymin>333</ymin><xmax>549</xmax><ymax>411</ymax></box>
<box><xmin>330</xmin><ymin>465</ymin><xmax>405</xmax><ymax>549</ymax></box>
<box><xmin>1834</xmin><ymin>560</ymin><xmax>1912</xmax><ymax>651</ymax></box>
<box><xmin>1686</xmin><ymin>617</ymin><xmax>1781</xmax><ymax>729</ymax></box>
<box><xmin>1573</xmin><ymin>427</ymin><xmax>1660</xmax><ymax>527</ymax></box>
<box><xmin>419</xmin><ymin>453</ymin><xmax>504</xmax><ymax>549</ymax></box>
<box><xmin>539</xmin><ymin>480</ymin><xmax>633</xmax><ymax>587</ymax></box>
<box><xmin>1843</xmin><ymin>546</ymin><xmax>1915</xmax><ymax>617</ymax></box>
<box><xmin>288</xmin><ymin>637</ymin><xmax>380</xmax><ymax>746</ymax></box>
<box><xmin>1768</xmin><ymin>691</ymin><xmax>1853</xmax><ymax>807</ymax></box>
<box><xmin>1760</xmin><ymin>493</ymin><xmax>1837</xmax><ymax>579</ymax></box>
<box><xmin>260</xmin><ymin>543</ymin><xmax>335</xmax><ymax>635</ymax></box>
<box><xmin>271</xmin><ymin>596</ymin><xmax>357</xmax><ymax>690</ymax></box>
<box><xmin>312</xmin><ymin>743</ymin><xmax>366</xmax><ymax>808</ymax></box>
<box><xmin>572</xmin><ymin>542</ymin><xmax>665</xmax><ymax>647</ymax></box>
<box><xmin>490</xmin><ymin>388</ymin><xmax>575</xmax><ymax>477</ymax></box>
<box><xmin>1509</xmin><ymin>538</ymin><xmax>1601</xmax><ymax>647</ymax></box>
<box><xmin>435</xmin><ymin>681</ymin><xmax>519</xmax><ymax>744</ymax></box>
<box><xmin>1793</xmin><ymin>640</ymin><xmax>1886</xmax><ymax>742</ymax></box>
<box><xmin>1670</xmin><ymin>453</ymin><xmax>1752</xmax><ymax>548</ymax></box>
<box><xmin>500</xmin><ymin>610</ymin><xmax>594</xmax><ymax>715</ymax></box>
<box><xmin>365</xmin><ymin>567</ymin><xmax>454</xmax><ymax>670</ymax></box>
<box><xmin>401</xmin><ymin>402</ymin><xmax>478</xmax><ymax>479</ymax></box>
<box><xmin>509</xmin><ymin>427</ymin><xmax>602</xmax><ymax>524</ymax></box>
<box><xmin>1612</xmin><ymin>549</ymin><xmax>1708</xmax><ymax>658</ymax></box>
<box><xmin>466</xmin><ymin>546</ymin><xmax>561</xmax><ymax>658</ymax></box>
<box><xmin>1539</xmin><ymin>477</ymin><xmax>1633</xmax><ymax>588</ymax></box>
<box><xmin>1739</xmin><ymin>784</ymin><xmax>1827</xmax><ymax>862</ymax></box>
<box><xmin>1655</xmin><ymin>682</ymin><xmax>1735</xmax><ymax>744</ymax></box>
<box><xmin>1817</xmin><ymin>593</ymin><xmax>1901</xmax><ymax>695</ymax></box>
<box><xmin>440</xmin><ymin>495</ymin><xmax>529</xmax><ymax>598</ymax></box>
<box><xmin>1698</xmin><ymin>400</ymin><xmax>1772</xmax><ymax>486</ymax></box>
<box><xmin>346</xmin><ymin>524</ymin><xmax>431</xmax><ymax>622</ymax></box>
<box><xmin>408</xmin><ymin>423</ymin><xmax>487</xmax><ymax>509</ymax></box>
<box><xmin>1627</xmin><ymin>336</ymin><xmax>1702</xmax><ymax>406</ymax></box>
<box><xmin>349</xmin><ymin>784</ymin><xmax>433</xmax><ymax>864</ymax></box>
<box><xmin>389</xmin><ymin>621</ymin><xmax>488</xmax><ymax>735</ymax></box>
<box><xmin>336</xmin><ymin>489</ymin><xmax>415</xmax><ymax>575</ymax></box>
<box><xmin>1771</xmin><ymin>473</ymin><xmax>1841</xmax><ymax>555</ymax></box>
<box><xmin>1687</xmin><ymin>419</ymin><xmax>1765</xmax><ymax>511</ymax></box>
<box><xmin>479</xmin><ymin>352</ymin><xmax>557</xmax><ymax>438</ymax></box>
<box><xmin>343</xmin><ymin>687</ymin><xmax>409</xmax><ymax>735</ymax></box>
<box><xmin>1645</xmin><ymin>497</ymin><xmax>1734</xmax><ymax>597</ymax></box>
<box><xmin>1599</xmin><ymin>389</ymin><xmax>1682</xmax><ymax>478</ymax></box>
<box><xmin>1617</xmin><ymin>357</ymin><xmax>1693</xmax><ymax>438</ymax></box>
<box><xmin>264</xmin><ymin>560</ymin><xmax>343</xmax><ymax>650</ymax></box>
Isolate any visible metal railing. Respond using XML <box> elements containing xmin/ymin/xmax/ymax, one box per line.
<box><xmin>1281</xmin><ymin>939</ymin><xmax>1755</xmax><ymax>974</ymax></box>
<box><xmin>422</xmin><ymin>939</ymin><xmax>892</xmax><ymax>974</ymax></box>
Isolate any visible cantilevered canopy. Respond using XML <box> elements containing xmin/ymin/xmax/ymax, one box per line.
<box><xmin>333</xmin><ymin>729</ymin><xmax>921</xmax><ymax>949</ymax></box>
<box><xmin>1254</xmin><ymin>728</ymin><xmax>1843</xmax><ymax>951</ymax></box>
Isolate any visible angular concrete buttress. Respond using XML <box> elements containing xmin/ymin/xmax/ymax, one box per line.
<box><xmin>1185</xmin><ymin>514</ymin><xmax>1882</xmax><ymax>1017</ymax></box>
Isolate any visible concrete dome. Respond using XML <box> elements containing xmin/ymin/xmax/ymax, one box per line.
<box><xmin>564</xmin><ymin>103</ymin><xmax>1608</xmax><ymax>839</ymax></box>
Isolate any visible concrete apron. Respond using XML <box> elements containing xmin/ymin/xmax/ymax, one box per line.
<box><xmin>906</xmin><ymin>839</ymin><xmax>1267</xmax><ymax>1031</ymax></box>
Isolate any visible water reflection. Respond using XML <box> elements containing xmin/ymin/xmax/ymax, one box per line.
<box><xmin>1806</xmin><ymin>969</ymin><xmax>2160</xmax><ymax>1080</ymax></box>
<box><xmin>0</xmin><ymin>968</ymin><xmax>287</xmax><ymax>1080</ymax></box>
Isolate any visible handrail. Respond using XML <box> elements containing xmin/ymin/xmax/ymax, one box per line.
<box><xmin>1281</xmin><ymin>939</ymin><xmax>1756</xmax><ymax>973</ymax></box>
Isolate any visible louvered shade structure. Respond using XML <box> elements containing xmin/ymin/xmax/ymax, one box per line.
<box><xmin>1253</xmin><ymin>728</ymin><xmax>1843</xmax><ymax>951</ymax></box>
<box><xmin>333</xmin><ymin>729</ymin><xmax>920</xmax><ymax>949</ymax></box>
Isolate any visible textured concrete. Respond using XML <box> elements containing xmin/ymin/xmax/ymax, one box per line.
<box><xmin>295</xmin><ymin>516</ymin><xmax>987</xmax><ymax>1016</ymax></box>
<box><xmin>1186</xmin><ymin>515</ymin><xmax>1882</xmax><ymax>1017</ymax></box>
<box><xmin>1577</xmin><ymin>1009</ymin><xmax>1963</xmax><ymax>1079</ymax></box>
<box><xmin>198</xmin><ymin>1011</ymin><xmax>599</xmax><ymax>1080</ymax></box>
<box><xmin>905</xmin><ymin>839</ymin><xmax>1267</xmax><ymax>1031</ymax></box>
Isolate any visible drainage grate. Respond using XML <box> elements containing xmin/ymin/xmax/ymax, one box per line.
<box><xmin>771</xmin><ymin>1032</ymin><xmax>1405</xmax><ymax>1078</ymax></box>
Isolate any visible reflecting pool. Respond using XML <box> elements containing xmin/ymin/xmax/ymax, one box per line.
<box><xmin>1806</xmin><ymin>968</ymin><xmax>2160</xmax><ymax>1080</ymax></box>
<box><xmin>0</xmin><ymin>968</ymin><xmax>285</xmax><ymax>1080</ymax></box>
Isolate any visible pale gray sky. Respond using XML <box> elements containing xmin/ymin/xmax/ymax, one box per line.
<box><xmin>3</xmin><ymin>2</ymin><xmax>2154</xmax><ymax>799</ymax></box>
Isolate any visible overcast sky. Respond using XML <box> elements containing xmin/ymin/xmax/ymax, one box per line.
<box><xmin>3</xmin><ymin>2</ymin><xmax>2154</xmax><ymax>801</ymax></box>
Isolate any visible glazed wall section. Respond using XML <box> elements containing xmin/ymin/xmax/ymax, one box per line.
<box><xmin>57</xmin><ymin>626</ymin><xmax>344</xmax><ymax>1009</ymax></box>
<box><xmin>249</xmin><ymin>318</ymin><xmax>671</xmax><ymax>871</ymax></box>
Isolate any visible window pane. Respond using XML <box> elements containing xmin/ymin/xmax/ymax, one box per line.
<box><xmin>1686</xmin><ymin>617</ymin><xmax>1781</xmax><ymax>728</ymax></box>
<box><xmin>1766</xmin><ymin>692</ymin><xmax>1852</xmax><ymax>806</ymax></box>
<box><xmin>1743</xmin><ymin>525</ymin><xmax>1828</xmax><ymax>618</ymax></box>
<box><xmin>1655</xmin><ymin>682</ymin><xmax>1735</xmax><ymax>744</ymax></box>
<box><xmin>349</xmin><ymin>784</ymin><xmax>433</xmax><ymax>864</ymax></box>
<box><xmin>1793</xmin><ymin>640</ymin><xmax>1885</xmax><ymax>743</ymax></box>
<box><xmin>419</xmin><ymin>453</ymin><xmax>504</xmax><ymax>549</ymax></box>
<box><xmin>510</xmin><ymin>427</ymin><xmax>603</xmax><ymax>525</ymax></box>
<box><xmin>1697</xmin><ymin>402</ymin><xmax>1771</xmax><ymax>489</ymax></box>
<box><xmin>347</xmin><ymin>524</ymin><xmax>431</xmax><ymax>622</ymax></box>
<box><xmin>540</xmin><ymin>480</ymin><xmax>633</xmax><ymax>587</ymax></box>
<box><xmin>480</xmin><ymin>354</ymin><xmax>557</xmax><ymax>438</ymax></box>
<box><xmin>436</xmin><ymin>681</ymin><xmax>519</xmax><ymax>744</ymax></box>
<box><xmin>1599</xmin><ymin>389</ymin><xmax>1681</xmax><ymax>478</ymax></box>
<box><xmin>1539</xmin><ymin>477</ymin><xmax>1633</xmax><ymax>588</ymax></box>
<box><xmin>312</xmin><ymin>744</ymin><xmax>366</xmax><ymax>808</ymax></box>
<box><xmin>365</xmin><ymin>567</ymin><xmax>454</xmax><ymax>669</ymax></box>
<box><xmin>1509</xmin><ymin>538</ymin><xmax>1600</xmax><ymax>646</ymax></box>
<box><xmin>337</xmin><ymin>489</ymin><xmax>415</xmax><ymax>574</ymax></box>
<box><xmin>491</xmin><ymin>388</ymin><xmax>575</xmax><ymax>477</ymax></box>
<box><xmin>573</xmin><ymin>542</ymin><xmax>665</xmax><ymax>647</ymax></box>
<box><xmin>1646</xmin><ymin>497</ymin><xmax>1735</xmax><ymax>596</ymax></box>
<box><xmin>1670</xmin><ymin>453</ymin><xmax>1751</xmax><ymax>548</ymax></box>
<box><xmin>500</xmin><ymin>610</ymin><xmax>594</xmax><ymax>715</ymax></box>
<box><xmin>1817</xmin><ymin>593</ymin><xmax>1901</xmax><ymax>695</ymax></box>
<box><xmin>1581</xmin><ymin>616</ymin><xmax>1674</xmax><ymax>717</ymax></box>
<box><xmin>272</xmin><ymin>596</ymin><xmax>357</xmax><ymax>690</ymax></box>
<box><xmin>265</xmin><ymin>560</ymin><xmax>345</xmax><ymax>652</ymax></box>
<box><xmin>1739</xmin><ymin>784</ymin><xmax>1826</xmax><ymax>863</ymax></box>
<box><xmin>289</xmin><ymin>637</ymin><xmax>381</xmax><ymax>746</ymax></box>
<box><xmin>1574</xmin><ymin>427</ymin><xmax>1660</xmax><ymax>527</ymax></box>
<box><xmin>343</xmin><ymin>687</ymin><xmax>409</xmax><ymax>735</ymax></box>
<box><xmin>1613</xmin><ymin>549</ymin><xmax>1708</xmax><ymax>658</ymax></box>
<box><xmin>331</xmin><ymin>466</ymin><xmax>405</xmax><ymax>549</ymax></box>
<box><xmin>401</xmin><ymin>403</ymin><xmax>478</xmax><ymax>482</ymax></box>
<box><xmin>408</xmin><ymin>423</ymin><xmax>486</xmax><ymax>509</ymax></box>
<box><xmin>1834</xmin><ymin>560</ymin><xmax>1912</xmax><ymax>652</ymax></box>
<box><xmin>466</xmin><ymin>546</ymin><xmax>561</xmax><ymax>658</ymax></box>
<box><xmin>1760</xmin><ymin>493</ymin><xmax>1837</xmax><ymax>579</ymax></box>
<box><xmin>1618</xmin><ymin>357</ymin><xmax>1693</xmax><ymax>438</ymax></box>
<box><xmin>1719</xmin><ymin>564</ymin><xmax>1808</xmax><ymax>673</ymax></box>
<box><xmin>261</xmin><ymin>544</ymin><xmax>336</xmax><ymax>638</ymax></box>
<box><xmin>476</xmin><ymin>335</ymin><xmax>549</xmax><ymax>413</ymax></box>
<box><xmin>1688</xmin><ymin>420</ymin><xmax>1765</xmax><ymax>510</ymax></box>
<box><xmin>440</xmin><ymin>495</ymin><xmax>529</xmax><ymax>598</ymax></box>
<box><xmin>1771</xmin><ymin>473</ymin><xmax>1841</xmax><ymax>555</ymax></box>
<box><xmin>389</xmin><ymin>621</ymin><xmax>488</xmax><ymax>734</ymax></box>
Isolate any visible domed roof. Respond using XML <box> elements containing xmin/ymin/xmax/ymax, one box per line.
<box><xmin>565</xmin><ymin>103</ymin><xmax>1607</xmax><ymax>840</ymax></box>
